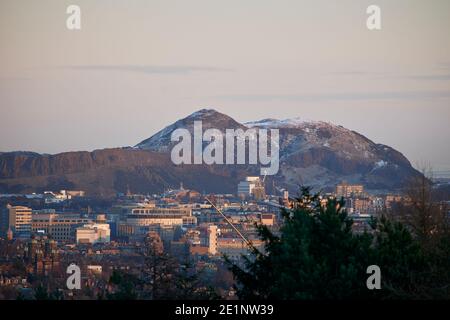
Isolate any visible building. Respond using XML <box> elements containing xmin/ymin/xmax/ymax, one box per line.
<box><xmin>32</xmin><ymin>211</ymin><xmax>93</xmax><ymax>243</ymax></box>
<box><xmin>385</xmin><ymin>195</ymin><xmax>405</xmax><ymax>209</ymax></box>
<box><xmin>144</xmin><ymin>231</ymin><xmax>164</xmax><ymax>254</ymax></box>
<box><xmin>217</xmin><ymin>238</ymin><xmax>264</xmax><ymax>260</ymax></box>
<box><xmin>87</xmin><ymin>265</ymin><xmax>102</xmax><ymax>275</ymax></box>
<box><xmin>195</xmin><ymin>224</ymin><xmax>218</xmax><ymax>255</ymax></box>
<box><xmin>187</xmin><ymin>224</ymin><xmax>217</xmax><ymax>257</ymax></box>
<box><xmin>237</xmin><ymin>177</ymin><xmax>266</xmax><ymax>200</ymax></box>
<box><xmin>279</xmin><ymin>189</ymin><xmax>292</xmax><ymax>208</ymax></box>
<box><xmin>259</xmin><ymin>213</ymin><xmax>275</xmax><ymax>226</ymax></box>
<box><xmin>43</xmin><ymin>190</ymin><xmax>86</xmax><ymax>204</ymax></box>
<box><xmin>65</xmin><ymin>190</ymin><xmax>85</xmax><ymax>197</ymax></box>
<box><xmin>117</xmin><ymin>205</ymin><xmax>195</xmax><ymax>239</ymax></box>
<box><xmin>8</xmin><ymin>205</ymin><xmax>32</xmax><ymax>239</ymax></box>
<box><xmin>76</xmin><ymin>215</ymin><xmax>111</xmax><ymax>244</ymax></box>
<box><xmin>25</xmin><ymin>235</ymin><xmax>59</xmax><ymax>275</ymax></box>
<box><xmin>353</xmin><ymin>198</ymin><xmax>371</xmax><ymax>214</ymax></box>
<box><xmin>0</xmin><ymin>206</ymin><xmax>9</xmax><ymax>238</ymax></box>
<box><xmin>335</xmin><ymin>182</ymin><xmax>364</xmax><ymax>198</ymax></box>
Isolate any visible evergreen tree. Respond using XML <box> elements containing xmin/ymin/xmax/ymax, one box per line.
<box><xmin>228</xmin><ymin>187</ymin><xmax>374</xmax><ymax>299</ymax></box>
<box><xmin>107</xmin><ymin>270</ymin><xmax>139</xmax><ymax>300</ymax></box>
<box><xmin>34</xmin><ymin>283</ymin><xmax>50</xmax><ymax>300</ymax></box>
<box><xmin>227</xmin><ymin>187</ymin><xmax>450</xmax><ymax>299</ymax></box>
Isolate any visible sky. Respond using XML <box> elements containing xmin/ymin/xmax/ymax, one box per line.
<box><xmin>0</xmin><ymin>0</ymin><xmax>449</xmax><ymax>172</ymax></box>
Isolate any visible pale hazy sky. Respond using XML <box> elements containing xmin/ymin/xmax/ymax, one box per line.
<box><xmin>1</xmin><ymin>0</ymin><xmax>449</xmax><ymax>171</ymax></box>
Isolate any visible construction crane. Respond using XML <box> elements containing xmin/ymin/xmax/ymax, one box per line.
<box><xmin>262</xmin><ymin>169</ymin><xmax>267</xmax><ymax>183</ymax></box>
<box><xmin>205</xmin><ymin>197</ymin><xmax>253</xmax><ymax>248</ymax></box>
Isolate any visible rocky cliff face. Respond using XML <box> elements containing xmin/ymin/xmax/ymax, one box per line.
<box><xmin>0</xmin><ymin>109</ymin><xmax>422</xmax><ymax>196</ymax></box>
<box><xmin>0</xmin><ymin>148</ymin><xmax>256</xmax><ymax>196</ymax></box>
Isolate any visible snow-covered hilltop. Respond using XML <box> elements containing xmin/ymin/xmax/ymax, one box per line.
<box><xmin>245</xmin><ymin>117</ymin><xmax>320</xmax><ymax>129</ymax></box>
<box><xmin>0</xmin><ymin>108</ymin><xmax>423</xmax><ymax>195</ymax></box>
<box><xmin>134</xmin><ymin>108</ymin><xmax>421</xmax><ymax>192</ymax></box>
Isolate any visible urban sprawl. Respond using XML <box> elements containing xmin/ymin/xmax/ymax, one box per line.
<box><xmin>0</xmin><ymin>178</ymin><xmax>413</xmax><ymax>299</ymax></box>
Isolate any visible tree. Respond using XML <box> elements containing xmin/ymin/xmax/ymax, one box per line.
<box><xmin>386</xmin><ymin>168</ymin><xmax>450</xmax><ymax>298</ymax></box>
<box><xmin>107</xmin><ymin>270</ymin><xmax>139</xmax><ymax>300</ymax></box>
<box><xmin>394</xmin><ymin>168</ymin><xmax>449</xmax><ymax>252</ymax></box>
<box><xmin>370</xmin><ymin>216</ymin><xmax>425</xmax><ymax>299</ymax></box>
<box><xmin>228</xmin><ymin>187</ymin><xmax>375</xmax><ymax>299</ymax></box>
<box><xmin>140</xmin><ymin>243</ymin><xmax>217</xmax><ymax>299</ymax></box>
<box><xmin>34</xmin><ymin>283</ymin><xmax>50</xmax><ymax>300</ymax></box>
<box><xmin>227</xmin><ymin>187</ymin><xmax>450</xmax><ymax>300</ymax></box>
<box><xmin>106</xmin><ymin>247</ymin><xmax>217</xmax><ymax>300</ymax></box>
<box><xmin>11</xmin><ymin>258</ymin><xmax>27</xmax><ymax>277</ymax></box>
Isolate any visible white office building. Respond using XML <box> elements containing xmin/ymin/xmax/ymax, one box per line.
<box><xmin>76</xmin><ymin>223</ymin><xmax>111</xmax><ymax>244</ymax></box>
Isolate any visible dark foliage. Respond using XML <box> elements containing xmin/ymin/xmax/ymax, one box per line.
<box><xmin>228</xmin><ymin>187</ymin><xmax>450</xmax><ymax>299</ymax></box>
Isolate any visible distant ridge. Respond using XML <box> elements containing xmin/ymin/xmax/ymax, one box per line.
<box><xmin>0</xmin><ymin>108</ymin><xmax>423</xmax><ymax>196</ymax></box>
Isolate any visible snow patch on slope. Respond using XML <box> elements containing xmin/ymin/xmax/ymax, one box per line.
<box><xmin>245</xmin><ymin>117</ymin><xmax>320</xmax><ymax>128</ymax></box>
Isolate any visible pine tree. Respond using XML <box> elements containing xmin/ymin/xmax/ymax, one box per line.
<box><xmin>228</xmin><ymin>187</ymin><xmax>374</xmax><ymax>299</ymax></box>
<box><xmin>227</xmin><ymin>187</ymin><xmax>450</xmax><ymax>299</ymax></box>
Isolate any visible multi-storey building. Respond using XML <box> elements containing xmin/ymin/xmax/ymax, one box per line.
<box><xmin>217</xmin><ymin>238</ymin><xmax>264</xmax><ymax>260</ymax></box>
<box><xmin>31</xmin><ymin>211</ymin><xmax>93</xmax><ymax>243</ymax></box>
<box><xmin>25</xmin><ymin>234</ymin><xmax>59</xmax><ymax>275</ymax></box>
<box><xmin>75</xmin><ymin>214</ymin><xmax>110</xmax><ymax>244</ymax></box>
<box><xmin>8</xmin><ymin>205</ymin><xmax>32</xmax><ymax>239</ymax></box>
<box><xmin>191</xmin><ymin>224</ymin><xmax>218</xmax><ymax>255</ymax></box>
<box><xmin>237</xmin><ymin>176</ymin><xmax>266</xmax><ymax>200</ymax></box>
<box><xmin>117</xmin><ymin>205</ymin><xmax>195</xmax><ymax>238</ymax></box>
<box><xmin>76</xmin><ymin>224</ymin><xmax>111</xmax><ymax>244</ymax></box>
<box><xmin>335</xmin><ymin>182</ymin><xmax>364</xmax><ymax>198</ymax></box>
